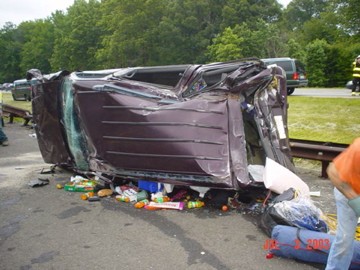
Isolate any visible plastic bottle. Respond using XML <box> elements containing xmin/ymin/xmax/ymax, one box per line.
<box><xmin>134</xmin><ymin>199</ymin><xmax>150</xmax><ymax>209</ymax></box>
<box><xmin>116</xmin><ymin>195</ymin><xmax>130</xmax><ymax>203</ymax></box>
<box><xmin>187</xmin><ymin>201</ymin><xmax>205</xmax><ymax>209</ymax></box>
<box><xmin>136</xmin><ymin>190</ymin><xmax>148</xmax><ymax>202</ymax></box>
<box><xmin>80</xmin><ymin>192</ymin><xmax>95</xmax><ymax>200</ymax></box>
<box><xmin>153</xmin><ymin>196</ymin><xmax>170</xmax><ymax>203</ymax></box>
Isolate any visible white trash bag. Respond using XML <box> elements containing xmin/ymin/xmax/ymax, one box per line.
<box><xmin>263</xmin><ymin>157</ymin><xmax>310</xmax><ymax>196</ymax></box>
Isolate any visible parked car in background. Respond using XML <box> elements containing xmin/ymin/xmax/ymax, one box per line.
<box><xmin>346</xmin><ymin>80</ymin><xmax>353</xmax><ymax>90</ymax></box>
<box><xmin>12</xmin><ymin>79</ymin><xmax>32</xmax><ymax>101</ymax></box>
<box><xmin>0</xmin><ymin>83</ymin><xmax>13</xmax><ymax>91</ymax></box>
<box><xmin>261</xmin><ymin>57</ymin><xmax>308</xmax><ymax>95</ymax></box>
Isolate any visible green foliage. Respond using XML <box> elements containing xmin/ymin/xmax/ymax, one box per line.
<box><xmin>0</xmin><ymin>0</ymin><xmax>358</xmax><ymax>85</ymax></box>
<box><xmin>207</xmin><ymin>19</ymin><xmax>289</xmax><ymax>61</ymax></box>
<box><xmin>96</xmin><ymin>0</ymin><xmax>171</xmax><ymax>67</ymax></box>
<box><xmin>51</xmin><ymin>0</ymin><xmax>103</xmax><ymax>71</ymax></box>
<box><xmin>287</xmin><ymin>39</ymin><xmax>306</xmax><ymax>61</ymax></box>
<box><xmin>305</xmin><ymin>39</ymin><xmax>329</xmax><ymax>86</ymax></box>
<box><xmin>19</xmin><ymin>20</ymin><xmax>54</xmax><ymax>75</ymax></box>
<box><xmin>284</xmin><ymin>0</ymin><xmax>327</xmax><ymax>31</ymax></box>
<box><xmin>332</xmin><ymin>0</ymin><xmax>360</xmax><ymax>36</ymax></box>
<box><xmin>220</xmin><ymin>0</ymin><xmax>282</xmax><ymax>28</ymax></box>
<box><xmin>207</xmin><ymin>27</ymin><xmax>243</xmax><ymax>61</ymax></box>
<box><xmin>302</xmin><ymin>19</ymin><xmax>332</xmax><ymax>44</ymax></box>
<box><xmin>0</xmin><ymin>23</ymin><xmax>22</xmax><ymax>82</ymax></box>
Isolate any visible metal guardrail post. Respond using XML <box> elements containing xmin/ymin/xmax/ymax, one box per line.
<box><xmin>289</xmin><ymin>138</ymin><xmax>348</xmax><ymax>178</ymax></box>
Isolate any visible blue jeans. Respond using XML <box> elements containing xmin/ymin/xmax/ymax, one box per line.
<box><xmin>326</xmin><ymin>188</ymin><xmax>358</xmax><ymax>270</ymax></box>
<box><xmin>0</xmin><ymin>118</ymin><xmax>7</xmax><ymax>143</ymax></box>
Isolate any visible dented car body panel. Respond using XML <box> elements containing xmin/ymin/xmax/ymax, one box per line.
<box><xmin>29</xmin><ymin>59</ymin><xmax>294</xmax><ymax>190</ymax></box>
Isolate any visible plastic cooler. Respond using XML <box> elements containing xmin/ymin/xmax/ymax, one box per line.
<box><xmin>138</xmin><ymin>180</ymin><xmax>163</xmax><ymax>193</ymax></box>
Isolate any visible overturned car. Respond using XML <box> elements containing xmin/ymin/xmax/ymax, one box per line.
<box><xmin>28</xmin><ymin>58</ymin><xmax>294</xmax><ymax>191</ymax></box>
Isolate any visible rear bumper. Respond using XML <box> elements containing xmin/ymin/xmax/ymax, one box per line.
<box><xmin>287</xmin><ymin>80</ymin><xmax>308</xmax><ymax>88</ymax></box>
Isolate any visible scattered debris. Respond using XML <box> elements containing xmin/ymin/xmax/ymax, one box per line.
<box><xmin>80</xmin><ymin>192</ymin><xmax>95</xmax><ymax>200</ymax></box>
<box><xmin>147</xmin><ymin>201</ymin><xmax>184</xmax><ymax>210</ymax></box>
<box><xmin>309</xmin><ymin>191</ymin><xmax>321</xmax><ymax>197</ymax></box>
<box><xmin>187</xmin><ymin>201</ymin><xmax>205</xmax><ymax>209</ymax></box>
<box><xmin>63</xmin><ymin>175</ymin><xmax>97</xmax><ymax>192</ymax></box>
<box><xmin>50</xmin><ymin>173</ymin><xmax>271</xmax><ymax>217</ymax></box>
<box><xmin>88</xmin><ymin>196</ymin><xmax>100</xmax><ymax>202</ymax></box>
<box><xmin>97</xmin><ymin>189</ymin><xmax>113</xmax><ymax>197</ymax></box>
<box><xmin>28</xmin><ymin>178</ymin><xmax>49</xmax><ymax>187</ymax></box>
<box><xmin>40</xmin><ymin>166</ymin><xmax>56</xmax><ymax>174</ymax></box>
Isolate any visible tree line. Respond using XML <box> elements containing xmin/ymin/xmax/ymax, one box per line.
<box><xmin>0</xmin><ymin>0</ymin><xmax>359</xmax><ymax>87</ymax></box>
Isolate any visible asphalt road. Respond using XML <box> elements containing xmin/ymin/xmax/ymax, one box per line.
<box><xmin>0</xmin><ymin>121</ymin><xmax>335</xmax><ymax>270</ymax></box>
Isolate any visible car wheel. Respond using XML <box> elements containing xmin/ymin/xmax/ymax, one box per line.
<box><xmin>287</xmin><ymin>88</ymin><xmax>295</xmax><ymax>95</ymax></box>
<box><xmin>12</xmin><ymin>94</ymin><xmax>17</xmax><ymax>101</ymax></box>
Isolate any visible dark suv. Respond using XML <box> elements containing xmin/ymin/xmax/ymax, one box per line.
<box><xmin>28</xmin><ymin>59</ymin><xmax>294</xmax><ymax>191</ymax></box>
<box><xmin>12</xmin><ymin>79</ymin><xmax>32</xmax><ymax>101</ymax></box>
<box><xmin>261</xmin><ymin>58</ymin><xmax>308</xmax><ymax>95</ymax></box>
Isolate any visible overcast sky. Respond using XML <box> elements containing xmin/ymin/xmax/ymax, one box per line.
<box><xmin>0</xmin><ymin>0</ymin><xmax>292</xmax><ymax>28</ymax></box>
<box><xmin>0</xmin><ymin>0</ymin><xmax>75</xmax><ymax>28</ymax></box>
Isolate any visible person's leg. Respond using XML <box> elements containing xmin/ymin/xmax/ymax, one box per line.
<box><xmin>326</xmin><ymin>188</ymin><xmax>358</xmax><ymax>270</ymax></box>
<box><xmin>356</xmin><ymin>78</ymin><xmax>360</xmax><ymax>93</ymax></box>
<box><xmin>352</xmin><ymin>79</ymin><xmax>357</xmax><ymax>95</ymax></box>
<box><xmin>0</xmin><ymin>117</ymin><xmax>8</xmax><ymax>145</ymax></box>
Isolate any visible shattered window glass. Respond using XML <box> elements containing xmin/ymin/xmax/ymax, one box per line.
<box><xmin>188</xmin><ymin>77</ymin><xmax>207</xmax><ymax>96</ymax></box>
<box><xmin>61</xmin><ymin>78</ymin><xmax>89</xmax><ymax>171</ymax></box>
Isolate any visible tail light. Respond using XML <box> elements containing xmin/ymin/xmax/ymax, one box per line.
<box><xmin>292</xmin><ymin>72</ymin><xmax>300</xmax><ymax>80</ymax></box>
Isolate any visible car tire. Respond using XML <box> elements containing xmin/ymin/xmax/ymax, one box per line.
<box><xmin>12</xmin><ymin>94</ymin><xmax>18</xmax><ymax>101</ymax></box>
<box><xmin>287</xmin><ymin>88</ymin><xmax>295</xmax><ymax>95</ymax></box>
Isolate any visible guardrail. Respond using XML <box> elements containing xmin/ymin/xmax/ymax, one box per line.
<box><xmin>289</xmin><ymin>138</ymin><xmax>348</xmax><ymax>178</ymax></box>
<box><xmin>2</xmin><ymin>104</ymin><xmax>32</xmax><ymax>126</ymax></box>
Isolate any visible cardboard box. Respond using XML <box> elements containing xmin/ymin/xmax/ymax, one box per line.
<box><xmin>64</xmin><ymin>181</ymin><xmax>96</xmax><ymax>192</ymax></box>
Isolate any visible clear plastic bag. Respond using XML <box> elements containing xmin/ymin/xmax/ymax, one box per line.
<box><xmin>273</xmin><ymin>196</ymin><xmax>328</xmax><ymax>232</ymax></box>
